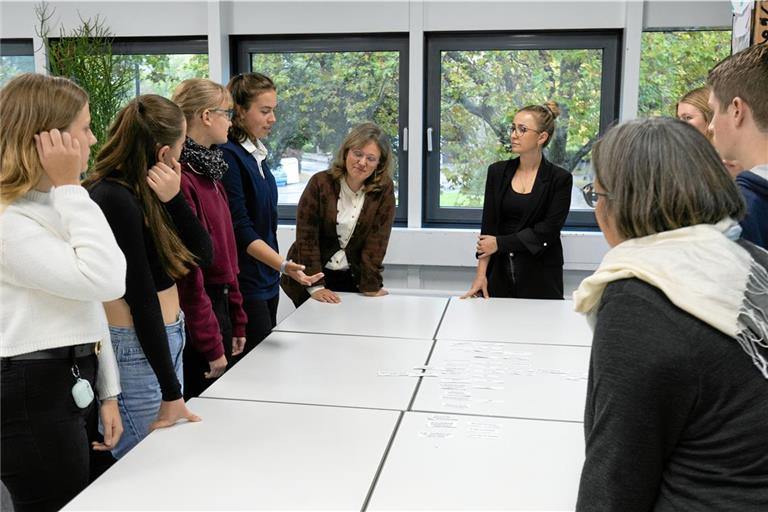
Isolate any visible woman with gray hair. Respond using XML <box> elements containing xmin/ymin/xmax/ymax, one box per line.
<box><xmin>574</xmin><ymin>117</ymin><xmax>768</xmax><ymax>510</ymax></box>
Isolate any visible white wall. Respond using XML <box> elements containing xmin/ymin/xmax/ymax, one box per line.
<box><xmin>0</xmin><ymin>0</ymin><xmax>734</xmax><ymax>288</ymax></box>
<box><xmin>643</xmin><ymin>0</ymin><xmax>732</xmax><ymax>29</ymax></box>
<box><xmin>422</xmin><ymin>1</ymin><xmax>626</xmax><ymax>30</ymax></box>
<box><xmin>0</xmin><ymin>1</ymin><xmax>208</xmax><ymax>38</ymax></box>
<box><xmin>224</xmin><ymin>1</ymin><xmax>410</xmax><ymax>34</ymax></box>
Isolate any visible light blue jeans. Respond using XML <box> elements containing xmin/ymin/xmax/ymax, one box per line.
<box><xmin>108</xmin><ymin>313</ymin><xmax>185</xmax><ymax>459</ymax></box>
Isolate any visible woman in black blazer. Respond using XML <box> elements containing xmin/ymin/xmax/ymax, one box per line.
<box><xmin>463</xmin><ymin>101</ymin><xmax>572</xmax><ymax>300</ymax></box>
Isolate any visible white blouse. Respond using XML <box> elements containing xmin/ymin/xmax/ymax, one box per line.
<box><xmin>326</xmin><ymin>178</ymin><xmax>366</xmax><ymax>270</ymax></box>
<box><xmin>307</xmin><ymin>178</ymin><xmax>366</xmax><ymax>294</ymax></box>
<box><xmin>239</xmin><ymin>138</ymin><xmax>268</xmax><ymax>178</ymax></box>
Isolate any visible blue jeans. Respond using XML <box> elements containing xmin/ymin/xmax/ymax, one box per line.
<box><xmin>108</xmin><ymin>313</ymin><xmax>185</xmax><ymax>459</ymax></box>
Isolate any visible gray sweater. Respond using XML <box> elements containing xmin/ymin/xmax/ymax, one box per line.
<box><xmin>576</xmin><ymin>272</ymin><xmax>768</xmax><ymax>511</ymax></box>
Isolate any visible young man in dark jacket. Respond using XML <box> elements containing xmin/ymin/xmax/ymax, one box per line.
<box><xmin>707</xmin><ymin>44</ymin><xmax>768</xmax><ymax>249</ymax></box>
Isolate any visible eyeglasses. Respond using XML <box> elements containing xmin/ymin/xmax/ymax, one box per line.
<box><xmin>350</xmin><ymin>149</ymin><xmax>379</xmax><ymax>165</ymax></box>
<box><xmin>209</xmin><ymin>108</ymin><xmax>235</xmax><ymax>120</ymax></box>
<box><xmin>581</xmin><ymin>183</ymin><xmax>610</xmax><ymax>208</ymax></box>
<box><xmin>510</xmin><ymin>123</ymin><xmax>542</xmax><ymax>136</ymax></box>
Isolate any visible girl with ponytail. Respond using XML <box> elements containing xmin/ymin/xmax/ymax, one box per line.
<box><xmin>84</xmin><ymin>94</ymin><xmax>213</xmax><ymax>458</ymax></box>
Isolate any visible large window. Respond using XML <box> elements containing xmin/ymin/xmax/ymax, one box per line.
<box><xmin>112</xmin><ymin>38</ymin><xmax>209</xmax><ymax>99</ymax></box>
<box><xmin>0</xmin><ymin>39</ymin><xmax>35</xmax><ymax>88</ymax></box>
<box><xmin>638</xmin><ymin>29</ymin><xmax>731</xmax><ymax>118</ymax></box>
<box><xmin>234</xmin><ymin>35</ymin><xmax>408</xmax><ymax>223</ymax></box>
<box><xmin>424</xmin><ymin>32</ymin><xmax>620</xmax><ymax>227</ymax></box>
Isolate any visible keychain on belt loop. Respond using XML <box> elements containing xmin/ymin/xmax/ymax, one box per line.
<box><xmin>70</xmin><ymin>346</ymin><xmax>95</xmax><ymax>409</ymax></box>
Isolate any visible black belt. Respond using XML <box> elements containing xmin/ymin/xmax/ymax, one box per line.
<box><xmin>2</xmin><ymin>342</ymin><xmax>99</xmax><ymax>361</ymax></box>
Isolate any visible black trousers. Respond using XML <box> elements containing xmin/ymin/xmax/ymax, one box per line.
<box><xmin>183</xmin><ymin>284</ymin><xmax>234</xmax><ymax>400</ymax></box>
<box><xmin>323</xmin><ymin>268</ymin><xmax>360</xmax><ymax>293</ymax></box>
<box><xmin>240</xmin><ymin>294</ymin><xmax>279</xmax><ymax>360</ymax></box>
<box><xmin>487</xmin><ymin>253</ymin><xmax>564</xmax><ymax>300</ymax></box>
<box><xmin>1</xmin><ymin>354</ymin><xmax>98</xmax><ymax>512</ymax></box>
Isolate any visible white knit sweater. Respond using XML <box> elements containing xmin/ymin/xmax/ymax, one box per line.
<box><xmin>1</xmin><ymin>185</ymin><xmax>127</xmax><ymax>399</ymax></box>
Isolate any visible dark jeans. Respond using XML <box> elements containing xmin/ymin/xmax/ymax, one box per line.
<box><xmin>323</xmin><ymin>268</ymin><xmax>360</xmax><ymax>293</ymax></box>
<box><xmin>183</xmin><ymin>284</ymin><xmax>234</xmax><ymax>400</ymax></box>
<box><xmin>240</xmin><ymin>294</ymin><xmax>279</xmax><ymax>360</ymax></box>
<box><xmin>1</xmin><ymin>354</ymin><xmax>98</xmax><ymax>512</ymax></box>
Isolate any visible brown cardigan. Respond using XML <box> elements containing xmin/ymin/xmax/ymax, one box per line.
<box><xmin>281</xmin><ymin>170</ymin><xmax>396</xmax><ymax>306</ymax></box>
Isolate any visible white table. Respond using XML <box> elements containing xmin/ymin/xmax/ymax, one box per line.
<box><xmin>368</xmin><ymin>412</ymin><xmax>585</xmax><ymax>511</ymax></box>
<box><xmin>436</xmin><ymin>297</ymin><xmax>593</xmax><ymax>346</ymax></box>
<box><xmin>412</xmin><ymin>339</ymin><xmax>590</xmax><ymax>421</ymax></box>
<box><xmin>203</xmin><ymin>331</ymin><xmax>433</xmax><ymax>410</ymax></box>
<box><xmin>274</xmin><ymin>292</ymin><xmax>448</xmax><ymax>340</ymax></box>
<box><xmin>65</xmin><ymin>399</ymin><xmax>399</xmax><ymax>511</ymax></box>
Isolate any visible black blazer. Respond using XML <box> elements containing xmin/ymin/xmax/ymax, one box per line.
<box><xmin>480</xmin><ymin>156</ymin><xmax>572</xmax><ymax>299</ymax></box>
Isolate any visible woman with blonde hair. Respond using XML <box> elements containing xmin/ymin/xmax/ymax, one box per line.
<box><xmin>1</xmin><ymin>73</ymin><xmax>126</xmax><ymax>510</ymax></box>
<box><xmin>84</xmin><ymin>94</ymin><xmax>213</xmax><ymax>458</ymax></box>
<box><xmin>575</xmin><ymin>117</ymin><xmax>768</xmax><ymax>509</ymax></box>
<box><xmin>676</xmin><ymin>86</ymin><xmax>714</xmax><ymax>141</ymax></box>
<box><xmin>463</xmin><ymin>101</ymin><xmax>572</xmax><ymax>299</ymax></box>
<box><xmin>221</xmin><ymin>73</ymin><xmax>321</xmax><ymax>354</ymax></box>
<box><xmin>281</xmin><ymin>122</ymin><xmax>396</xmax><ymax>306</ymax></box>
<box><xmin>171</xmin><ymin>78</ymin><xmax>248</xmax><ymax>398</ymax></box>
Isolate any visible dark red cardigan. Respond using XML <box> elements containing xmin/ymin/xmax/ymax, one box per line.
<box><xmin>176</xmin><ymin>164</ymin><xmax>247</xmax><ymax>361</ymax></box>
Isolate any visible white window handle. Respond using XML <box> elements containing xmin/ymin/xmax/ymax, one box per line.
<box><xmin>426</xmin><ymin>127</ymin><xmax>433</xmax><ymax>152</ymax></box>
<box><xmin>403</xmin><ymin>127</ymin><xmax>408</xmax><ymax>152</ymax></box>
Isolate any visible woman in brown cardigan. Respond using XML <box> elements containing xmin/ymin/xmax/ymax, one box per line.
<box><xmin>281</xmin><ymin>123</ymin><xmax>396</xmax><ymax>306</ymax></box>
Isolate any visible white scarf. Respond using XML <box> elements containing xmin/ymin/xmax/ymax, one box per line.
<box><xmin>573</xmin><ymin>219</ymin><xmax>768</xmax><ymax>378</ymax></box>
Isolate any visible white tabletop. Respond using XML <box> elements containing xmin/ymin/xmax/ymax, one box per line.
<box><xmin>368</xmin><ymin>412</ymin><xmax>585</xmax><ymax>511</ymax></box>
<box><xmin>436</xmin><ymin>296</ymin><xmax>593</xmax><ymax>346</ymax></box>
<box><xmin>202</xmin><ymin>331</ymin><xmax>433</xmax><ymax>410</ymax></box>
<box><xmin>65</xmin><ymin>399</ymin><xmax>399</xmax><ymax>511</ymax></box>
<box><xmin>411</xmin><ymin>339</ymin><xmax>590</xmax><ymax>421</ymax></box>
<box><xmin>274</xmin><ymin>292</ymin><xmax>448</xmax><ymax>340</ymax></box>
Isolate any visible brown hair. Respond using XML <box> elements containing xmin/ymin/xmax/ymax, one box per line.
<box><xmin>172</xmin><ymin>78</ymin><xmax>231</xmax><ymax>124</ymax></box>
<box><xmin>226</xmin><ymin>73</ymin><xmax>275</xmax><ymax>143</ymax></box>
<box><xmin>675</xmin><ymin>86</ymin><xmax>713</xmax><ymax>140</ymax></box>
<box><xmin>593</xmin><ymin>117</ymin><xmax>744</xmax><ymax>240</ymax></box>
<box><xmin>0</xmin><ymin>73</ymin><xmax>88</xmax><ymax>204</ymax></box>
<box><xmin>83</xmin><ymin>94</ymin><xmax>196</xmax><ymax>279</ymax></box>
<box><xmin>328</xmin><ymin>122</ymin><xmax>393</xmax><ymax>193</ymax></box>
<box><xmin>707</xmin><ymin>43</ymin><xmax>768</xmax><ymax>131</ymax></box>
<box><xmin>518</xmin><ymin>100</ymin><xmax>561</xmax><ymax>148</ymax></box>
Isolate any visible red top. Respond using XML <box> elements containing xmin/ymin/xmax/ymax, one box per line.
<box><xmin>177</xmin><ymin>164</ymin><xmax>248</xmax><ymax>361</ymax></box>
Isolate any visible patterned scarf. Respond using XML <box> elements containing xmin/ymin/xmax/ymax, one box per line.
<box><xmin>573</xmin><ymin>219</ymin><xmax>768</xmax><ymax>379</ymax></box>
<box><xmin>180</xmin><ymin>137</ymin><xmax>228</xmax><ymax>181</ymax></box>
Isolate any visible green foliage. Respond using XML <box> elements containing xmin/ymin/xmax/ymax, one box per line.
<box><xmin>118</xmin><ymin>53</ymin><xmax>209</xmax><ymax>99</ymax></box>
<box><xmin>638</xmin><ymin>30</ymin><xmax>731</xmax><ymax>117</ymax></box>
<box><xmin>36</xmin><ymin>2</ymin><xmax>132</xmax><ymax>168</ymax></box>
<box><xmin>250</xmin><ymin>51</ymin><xmax>400</xmax><ymax>183</ymax></box>
<box><xmin>0</xmin><ymin>56</ymin><xmax>35</xmax><ymax>88</ymax></box>
<box><xmin>439</xmin><ymin>48</ymin><xmax>603</xmax><ymax>207</ymax></box>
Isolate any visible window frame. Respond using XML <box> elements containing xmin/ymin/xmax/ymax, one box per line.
<box><xmin>108</xmin><ymin>36</ymin><xmax>208</xmax><ymax>55</ymax></box>
<box><xmin>108</xmin><ymin>37</ymin><xmax>209</xmax><ymax>97</ymax></box>
<box><xmin>43</xmin><ymin>36</ymin><xmax>209</xmax><ymax>97</ymax></box>
<box><xmin>1</xmin><ymin>38</ymin><xmax>34</xmax><ymax>57</ymax></box>
<box><xmin>423</xmin><ymin>30</ymin><xmax>622</xmax><ymax>228</ymax></box>
<box><xmin>232</xmin><ymin>33</ymin><xmax>410</xmax><ymax>225</ymax></box>
<box><xmin>1</xmin><ymin>39</ymin><xmax>36</xmax><ymax>88</ymax></box>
